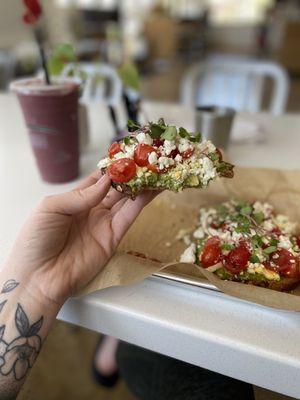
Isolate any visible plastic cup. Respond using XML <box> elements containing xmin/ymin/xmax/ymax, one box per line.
<box><xmin>11</xmin><ymin>77</ymin><xmax>80</xmax><ymax>183</ymax></box>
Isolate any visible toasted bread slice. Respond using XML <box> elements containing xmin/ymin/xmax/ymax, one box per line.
<box><xmin>180</xmin><ymin>200</ymin><xmax>300</xmax><ymax>292</ymax></box>
<box><xmin>214</xmin><ymin>267</ymin><xmax>300</xmax><ymax>292</ymax></box>
<box><xmin>98</xmin><ymin>119</ymin><xmax>234</xmax><ymax>199</ymax></box>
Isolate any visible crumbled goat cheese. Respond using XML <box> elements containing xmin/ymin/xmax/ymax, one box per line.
<box><xmin>201</xmin><ymin>157</ymin><xmax>216</xmax><ymax>185</ymax></box>
<box><xmin>197</xmin><ymin>140</ymin><xmax>216</xmax><ymax>154</ymax></box>
<box><xmin>124</xmin><ymin>145</ymin><xmax>135</xmax><ymax>159</ymax></box>
<box><xmin>136</xmin><ymin>132</ymin><xmax>153</xmax><ymax>145</ymax></box>
<box><xmin>148</xmin><ymin>151</ymin><xmax>158</xmax><ymax>165</ymax></box>
<box><xmin>232</xmin><ymin>231</ymin><xmax>244</xmax><ymax>243</ymax></box>
<box><xmin>274</xmin><ymin>214</ymin><xmax>297</xmax><ymax>234</ymax></box>
<box><xmin>163</xmin><ymin>140</ymin><xmax>176</xmax><ymax>156</ymax></box>
<box><xmin>174</xmin><ymin>154</ymin><xmax>183</xmax><ymax>163</ymax></box>
<box><xmin>180</xmin><ymin>243</ymin><xmax>196</xmax><ymax>263</ymax></box>
<box><xmin>158</xmin><ymin>156</ymin><xmax>174</xmax><ymax>170</ymax></box>
<box><xmin>253</xmin><ymin>201</ymin><xmax>273</xmax><ymax>218</ymax></box>
<box><xmin>199</xmin><ymin>207</ymin><xmax>216</xmax><ymax>232</ymax></box>
<box><xmin>178</xmin><ymin>138</ymin><xmax>192</xmax><ymax>153</ymax></box>
<box><xmin>193</xmin><ymin>226</ymin><xmax>205</xmax><ymax>239</ymax></box>
<box><xmin>114</xmin><ymin>151</ymin><xmax>126</xmax><ymax>159</ymax></box>
<box><xmin>207</xmin><ymin>227</ymin><xmax>221</xmax><ymax>237</ymax></box>
<box><xmin>256</xmin><ymin>250</ymin><xmax>265</xmax><ymax>262</ymax></box>
<box><xmin>263</xmin><ymin>219</ymin><xmax>274</xmax><ymax>231</ymax></box>
<box><xmin>278</xmin><ymin>235</ymin><xmax>293</xmax><ymax>250</ymax></box>
<box><xmin>216</xmin><ymin>230</ymin><xmax>232</xmax><ymax>243</ymax></box>
<box><xmin>206</xmin><ymin>140</ymin><xmax>216</xmax><ymax>153</ymax></box>
<box><xmin>97</xmin><ymin>157</ymin><xmax>110</xmax><ymax>169</ymax></box>
<box><xmin>187</xmin><ymin>159</ymin><xmax>203</xmax><ymax>176</ymax></box>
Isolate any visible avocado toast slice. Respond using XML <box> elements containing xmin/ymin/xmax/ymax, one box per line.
<box><xmin>180</xmin><ymin>200</ymin><xmax>300</xmax><ymax>291</ymax></box>
<box><xmin>98</xmin><ymin>119</ymin><xmax>234</xmax><ymax>199</ymax></box>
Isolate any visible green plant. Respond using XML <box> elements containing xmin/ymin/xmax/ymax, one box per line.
<box><xmin>118</xmin><ymin>61</ymin><xmax>140</xmax><ymax>92</ymax></box>
<box><xmin>47</xmin><ymin>43</ymin><xmax>76</xmax><ymax>76</ymax></box>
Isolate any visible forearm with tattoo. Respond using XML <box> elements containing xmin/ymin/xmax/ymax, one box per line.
<box><xmin>0</xmin><ymin>278</ymin><xmax>59</xmax><ymax>400</ymax></box>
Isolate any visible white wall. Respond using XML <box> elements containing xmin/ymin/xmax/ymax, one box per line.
<box><xmin>0</xmin><ymin>0</ymin><xmax>261</xmax><ymax>55</ymax></box>
<box><xmin>0</xmin><ymin>0</ymin><xmax>31</xmax><ymax>49</ymax></box>
<box><xmin>0</xmin><ymin>0</ymin><xmax>74</xmax><ymax>50</ymax></box>
<box><xmin>210</xmin><ymin>24</ymin><xmax>259</xmax><ymax>53</ymax></box>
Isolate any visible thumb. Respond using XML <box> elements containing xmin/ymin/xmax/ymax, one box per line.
<box><xmin>41</xmin><ymin>174</ymin><xmax>111</xmax><ymax>215</ymax></box>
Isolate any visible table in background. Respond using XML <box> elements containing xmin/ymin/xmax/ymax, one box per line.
<box><xmin>1</xmin><ymin>94</ymin><xmax>300</xmax><ymax>398</ymax></box>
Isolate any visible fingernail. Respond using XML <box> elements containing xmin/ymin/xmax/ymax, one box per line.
<box><xmin>97</xmin><ymin>174</ymin><xmax>109</xmax><ymax>185</ymax></box>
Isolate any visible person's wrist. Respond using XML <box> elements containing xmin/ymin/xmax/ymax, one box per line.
<box><xmin>23</xmin><ymin>275</ymin><xmax>64</xmax><ymax>316</ymax></box>
<box><xmin>1</xmin><ymin>261</ymin><xmax>63</xmax><ymax>316</ymax></box>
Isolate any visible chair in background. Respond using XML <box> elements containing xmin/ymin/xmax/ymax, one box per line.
<box><xmin>180</xmin><ymin>56</ymin><xmax>289</xmax><ymax>115</ymax></box>
<box><xmin>62</xmin><ymin>62</ymin><xmax>122</xmax><ymax>106</ymax></box>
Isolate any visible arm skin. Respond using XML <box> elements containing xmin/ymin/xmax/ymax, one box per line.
<box><xmin>0</xmin><ymin>170</ymin><xmax>155</xmax><ymax>399</ymax></box>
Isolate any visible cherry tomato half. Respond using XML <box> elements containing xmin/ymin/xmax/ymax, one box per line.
<box><xmin>200</xmin><ymin>236</ymin><xmax>222</xmax><ymax>268</ymax></box>
<box><xmin>109</xmin><ymin>142</ymin><xmax>122</xmax><ymax>158</ymax></box>
<box><xmin>107</xmin><ymin>158</ymin><xmax>136</xmax><ymax>183</ymax></box>
<box><xmin>280</xmin><ymin>260</ymin><xmax>299</xmax><ymax>278</ymax></box>
<box><xmin>223</xmin><ymin>242</ymin><xmax>250</xmax><ymax>274</ymax></box>
<box><xmin>268</xmin><ymin>249</ymin><xmax>299</xmax><ymax>278</ymax></box>
<box><xmin>264</xmin><ymin>261</ymin><xmax>279</xmax><ymax>273</ymax></box>
<box><xmin>134</xmin><ymin>144</ymin><xmax>156</xmax><ymax>167</ymax></box>
<box><xmin>182</xmin><ymin>148</ymin><xmax>194</xmax><ymax>159</ymax></box>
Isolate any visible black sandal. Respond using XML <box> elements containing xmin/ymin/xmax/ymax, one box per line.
<box><xmin>91</xmin><ymin>336</ymin><xmax>120</xmax><ymax>388</ymax></box>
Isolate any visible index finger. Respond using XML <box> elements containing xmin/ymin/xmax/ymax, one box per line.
<box><xmin>111</xmin><ymin>191</ymin><xmax>158</xmax><ymax>243</ymax></box>
<box><xmin>75</xmin><ymin>169</ymin><xmax>103</xmax><ymax>190</ymax></box>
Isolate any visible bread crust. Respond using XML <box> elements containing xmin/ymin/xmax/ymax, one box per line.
<box><xmin>101</xmin><ymin>168</ymin><xmax>137</xmax><ymax>199</ymax></box>
<box><xmin>101</xmin><ymin>167</ymin><xmax>185</xmax><ymax>199</ymax></box>
<box><xmin>226</xmin><ymin>275</ymin><xmax>300</xmax><ymax>292</ymax></box>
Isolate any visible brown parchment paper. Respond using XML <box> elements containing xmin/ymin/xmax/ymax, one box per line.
<box><xmin>79</xmin><ymin>167</ymin><xmax>300</xmax><ymax>311</ymax></box>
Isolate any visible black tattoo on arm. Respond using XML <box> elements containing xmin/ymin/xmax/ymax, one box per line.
<box><xmin>1</xmin><ymin>280</ymin><xmax>19</xmax><ymax>294</ymax></box>
<box><xmin>0</xmin><ymin>301</ymin><xmax>7</xmax><ymax>313</ymax></box>
<box><xmin>0</xmin><ymin>304</ymin><xmax>43</xmax><ymax>381</ymax></box>
<box><xmin>0</xmin><ymin>280</ymin><xmax>20</xmax><ymax>315</ymax></box>
<box><xmin>0</xmin><ymin>326</ymin><xmax>4</xmax><ymax>340</ymax></box>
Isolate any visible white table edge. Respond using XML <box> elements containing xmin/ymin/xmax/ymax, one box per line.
<box><xmin>59</xmin><ymin>276</ymin><xmax>300</xmax><ymax>398</ymax></box>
